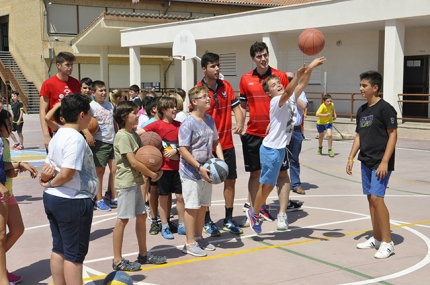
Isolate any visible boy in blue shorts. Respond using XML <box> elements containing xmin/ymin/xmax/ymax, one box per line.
<box><xmin>246</xmin><ymin>57</ymin><xmax>326</xmax><ymax>234</ymax></box>
<box><xmin>316</xmin><ymin>94</ymin><xmax>337</xmax><ymax>157</ymax></box>
<box><xmin>346</xmin><ymin>71</ymin><xmax>397</xmax><ymax>259</ymax></box>
<box><xmin>40</xmin><ymin>94</ymin><xmax>98</xmax><ymax>284</ymax></box>
<box><xmin>179</xmin><ymin>86</ymin><xmax>224</xmax><ymax>257</ymax></box>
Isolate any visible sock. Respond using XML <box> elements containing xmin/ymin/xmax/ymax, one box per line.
<box><xmin>145</xmin><ymin>201</ymin><xmax>149</xmax><ymax>206</ymax></box>
<box><xmin>162</xmin><ymin>223</ymin><xmax>168</xmax><ymax>229</ymax></box>
<box><xmin>251</xmin><ymin>209</ymin><xmax>258</xmax><ymax>216</ymax></box>
<box><xmin>205</xmin><ymin>210</ymin><xmax>211</xmax><ymax>224</ymax></box>
<box><xmin>151</xmin><ymin>219</ymin><xmax>158</xmax><ymax>224</ymax></box>
<box><xmin>178</xmin><ymin>221</ymin><xmax>185</xmax><ymax>227</ymax></box>
<box><xmin>225</xmin><ymin>207</ymin><xmax>233</xmax><ymax>222</ymax></box>
<box><xmin>328</xmin><ymin>149</ymin><xmax>332</xmax><ymax>151</ymax></box>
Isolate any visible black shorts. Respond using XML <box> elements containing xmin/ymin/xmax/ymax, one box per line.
<box><xmin>157</xmin><ymin>170</ymin><xmax>182</xmax><ymax>195</ymax></box>
<box><xmin>241</xmin><ymin>133</ymin><xmax>288</xmax><ymax>172</ymax></box>
<box><xmin>12</xmin><ymin>122</ymin><xmax>23</xmax><ymax>133</ymax></box>
<box><xmin>213</xmin><ymin>147</ymin><xmax>237</xmax><ymax>180</ymax></box>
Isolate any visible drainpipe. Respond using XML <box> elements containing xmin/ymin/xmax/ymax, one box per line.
<box><xmin>43</xmin><ymin>0</ymin><xmax>54</xmax><ymax>77</ymax></box>
<box><xmin>163</xmin><ymin>0</ymin><xmax>171</xmax><ymax>15</ymax></box>
<box><xmin>164</xmin><ymin>58</ymin><xmax>174</xmax><ymax>91</ymax></box>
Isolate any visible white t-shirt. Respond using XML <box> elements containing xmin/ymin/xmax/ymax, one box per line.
<box><xmin>174</xmin><ymin>111</ymin><xmax>187</xmax><ymax>123</ymax></box>
<box><xmin>44</xmin><ymin>127</ymin><xmax>98</xmax><ymax>199</ymax></box>
<box><xmin>137</xmin><ymin>114</ymin><xmax>149</xmax><ymax>130</ymax></box>
<box><xmin>90</xmin><ymin>100</ymin><xmax>115</xmax><ymax>144</ymax></box>
<box><xmin>263</xmin><ymin>95</ymin><xmax>297</xmax><ymax>149</ymax></box>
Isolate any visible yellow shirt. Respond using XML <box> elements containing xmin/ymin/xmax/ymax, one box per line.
<box><xmin>316</xmin><ymin>102</ymin><xmax>335</xmax><ymax>125</ymax></box>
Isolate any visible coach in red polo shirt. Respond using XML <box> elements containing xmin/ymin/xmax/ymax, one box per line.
<box><xmin>239</xmin><ymin>41</ymin><xmax>301</xmax><ymax>230</ymax></box>
<box><xmin>196</xmin><ymin>52</ymin><xmax>244</xmax><ymax>237</ymax></box>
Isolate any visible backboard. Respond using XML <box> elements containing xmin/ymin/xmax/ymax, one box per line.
<box><xmin>172</xmin><ymin>30</ymin><xmax>196</xmax><ymax>60</ymax></box>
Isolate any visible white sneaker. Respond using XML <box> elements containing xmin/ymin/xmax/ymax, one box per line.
<box><xmin>239</xmin><ymin>216</ymin><xmax>250</xmax><ymax>227</ymax></box>
<box><xmin>356</xmin><ymin>236</ymin><xmax>381</xmax><ymax>250</ymax></box>
<box><xmin>277</xmin><ymin>213</ymin><xmax>288</xmax><ymax>231</ymax></box>
<box><xmin>374</xmin><ymin>241</ymin><xmax>395</xmax><ymax>259</ymax></box>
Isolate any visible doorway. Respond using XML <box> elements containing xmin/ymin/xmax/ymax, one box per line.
<box><xmin>403</xmin><ymin>55</ymin><xmax>429</xmax><ymax>118</ymax></box>
<box><xmin>0</xmin><ymin>22</ymin><xmax>8</xmax><ymax>52</ymax></box>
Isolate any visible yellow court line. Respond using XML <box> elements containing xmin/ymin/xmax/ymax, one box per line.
<box><xmin>77</xmin><ymin>219</ymin><xmax>430</xmax><ymax>283</ymax></box>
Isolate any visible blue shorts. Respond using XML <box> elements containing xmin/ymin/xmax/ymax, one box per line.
<box><xmin>259</xmin><ymin>145</ymin><xmax>285</xmax><ymax>187</ymax></box>
<box><xmin>361</xmin><ymin>163</ymin><xmax>391</xmax><ymax>198</ymax></box>
<box><xmin>43</xmin><ymin>193</ymin><xmax>94</xmax><ymax>263</ymax></box>
<box><xmin>316</xmin><ymin>123</ymin><xmax>332</xmax><ymax>133</ymax></box>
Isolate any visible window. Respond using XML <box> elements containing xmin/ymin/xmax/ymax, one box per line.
<box><xmin>78</xmin><ymin>6</ymin><xmax>105</xmax><ymax>32</ymax></box>
<box><xmin>219</xmin><ymin>53</ymin><xmax>236</xmax><ymax>77</ymax></box>
<box><xmin>48</xmin><ymin>4</ymin><xmax>78</xmax><ymax>34</ymax></box>
<box><xmin>286</xmin><ymin>48</ymin><xmax>322</xmax><ymax>84</ymax></box>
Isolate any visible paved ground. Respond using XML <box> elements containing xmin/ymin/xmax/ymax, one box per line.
<box><xmin>6</xmin><ymin>114</ymin><xmax>430</xmax><ymax>285</ymax></box>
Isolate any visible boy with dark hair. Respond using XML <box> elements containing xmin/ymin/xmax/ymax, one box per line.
<box><xmin>316</xmin><ymin>94</ymin><xmax>337</xmax><ymax>157</ymax></box>
<box><xmin>179</xmin><ymin>86</ymin><xmax>224</xmax><ymax>257</ymax></box>
<box><xmin>80</xmin><ymin>77</ymin><xmax>93</xmax><ymax>98</ymax></box>
<box><xmin>197</xmin><ymin>52</ymin><xmax>244</xmax><ymax>236</ymax></box>
<box><xmin>347</xmin><ymin>70</ymin><xmax>397</xmax><ymax>259</ymax></box>
<box><xmin>39</xmin><ymin>51</ymin><xmax>80</xmax><ymax>150</ymax></box>
<box><xmin>9</xmin><ymin>91</ymin><xmax>25</xmax><ymax>150</ymax></box>
<box><xmin>87</xmin><ymin>80</ymin><xmax>117</xmax><ymax>211</ymax></box>
<box><xmin>247</xmin><ymin>57</ymin><xmax>325</xmax><ymax>234</ymax></box>
<box><xmin>137</xmin><ymin>97</ymin><xmax>186</xmax><ymax>239</ymax></box>
<box><xmin>129</xmin><ymin>84</ymin><xmax>142</xmax><ymax>109</ymax></box>
<box><xmin>40</xmin><ymin>93</ymin><xmax>98</xmax><ymax>285</ymax></box>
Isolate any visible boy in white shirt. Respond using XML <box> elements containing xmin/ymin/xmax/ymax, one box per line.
<box><xmin>246</xmin><ymin>57</ymin><xmax>326</xmax><ymax>234</ymax></box>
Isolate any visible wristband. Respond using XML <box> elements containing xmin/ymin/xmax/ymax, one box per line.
<box><xmin>48</xmin><ymin>178</ymin><xmax>53</xmax><ymax>188</ymax></box>
<box><xmin>176</xmin><ymin>148</ymin><xmax>179</xmax><ymax>154</ymax></box>
<box><xmin>197</xmin><ymin>164</ymin><xmax>202</xmax><ymax>171</ymax></box>
<box><xmin>17</xmin><ymin>161</ymin><xmax>21</xmax><ymax>171</ymax></box>
<box><xmin>348</xmin><ymin>156</ymin><xmax>355</xmax><ymax>162</ymax></box>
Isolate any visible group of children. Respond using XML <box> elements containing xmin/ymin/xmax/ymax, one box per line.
<box><xmin>0</xmin><ymin>49</ymin><xmax>399</xmax><ymax>284</ymax></box>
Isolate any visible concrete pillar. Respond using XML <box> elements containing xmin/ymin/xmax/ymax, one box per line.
<box><xmin>100</xmin><ymin>46</ymin><xmax>109</xmax><ymax>90</ymax></box>
<box><xmin>181</xmin><ymin>59</ymin><xmax>194</xmax><ymax>112</ymax></box>
<box><xmin>383</xmin><ymin>19</ymin><xmax>405</xmax><ymax>118</ymax></box>
<box><xmin>263</xmin><ymin>33</ymin><xmax>278</xmax><ymax>69</ymax></box>
<box><xmin>129</xmin><ymin>46</ymin><xmax>141</xmax><ymax>86</ymax></box>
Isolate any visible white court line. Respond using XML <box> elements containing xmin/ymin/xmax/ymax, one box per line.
<box><xmin>341</xmin><ymin>220</ymin><xmax>430</xmax><ymax>285</ymax></box>
<box><xmin>84</xmin><ymin>215</ymin><xmax>369</xmax><ymax>264</ymax></box>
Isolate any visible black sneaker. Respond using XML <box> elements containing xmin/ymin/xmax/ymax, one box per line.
<box><xmin>168</xmin><ymin>221</ymin><xmax>178</xmax><ymax>234</ymax></box>
<box><xmin>287</xmin><ymin>200</ymin><xmax>303</xmax><ymax>212</ymax></box>
<box><xmin>149</xmin><ymin>222</ymin><xmax>160</xmax><ymax>235</ymax></box>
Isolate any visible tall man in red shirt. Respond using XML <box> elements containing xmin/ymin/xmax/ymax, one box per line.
<box><xmin>239</xmin><ymin>42</ymin><xmax>301</xmax><ymax>230</ymax></box>
<box><xmin>196</xmin><ymin>52</ymin><xmax>244</xmax><ymax>236</ymax></box>
<box><xmin>39</xmin><ymin>52</ymin><xmax>81</xmax><ymax>149</ymax></box>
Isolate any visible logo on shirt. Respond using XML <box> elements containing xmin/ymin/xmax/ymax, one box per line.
<box><xmin>248</xmin><ymin>83</ymin><xmax>254</xmax><ymax>85</ymax></box>
<box><xmin>221</xmin><ymin>91</ymin><xmax>226</xmax><ymax>98</ymax></box>
<box><xmin>360</xmin><ymin>115</ymin><xmax>373</xmax><ymax>128</ymax></box>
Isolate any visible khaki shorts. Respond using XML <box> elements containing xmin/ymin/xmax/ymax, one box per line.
<box><xmin>181</xmin><ymin>177</ymin><xmax>212</xmax><ymax>209</ymax></box>
<box><xmin>90</xmin><ymin>140</ymin><xmax>114</xmax><ymax>168</ymax></box>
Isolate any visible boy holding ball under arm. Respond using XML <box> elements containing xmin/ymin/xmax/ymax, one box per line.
<box><xmin>178</xmin><ymin>86</ymin><xmax>224</xmax><ymax>257</ymax></box>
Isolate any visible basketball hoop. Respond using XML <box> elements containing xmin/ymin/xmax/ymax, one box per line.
<box><xmin>172</xmin><ymin>30</ymin><xmax>196</xmax><ymax>60</ymax></box>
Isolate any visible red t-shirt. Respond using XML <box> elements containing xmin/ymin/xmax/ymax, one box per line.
<box><xmin>239</xmin><ymin>67</ymin><xmax>289</xmax><ymax>137</ymax></box>
<box><xmin>196</xmin><ymin>79</ymin><xmax>239</xmax><ymax>150</ymax></box>
<box><xmin>143</xmin><ymin>120</ymin><xmax>180</xmax><ymax>171</ymax></box>
<box><xmin>40</xmin><ymin>75</ymin><xmax>81</xmax><ymax>111</ymax></box>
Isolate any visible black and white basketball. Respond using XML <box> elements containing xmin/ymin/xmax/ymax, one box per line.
<box><xmin>203</xmin><ymin>158</ymin><xmax>229</xmax><ymax>185</ymax></box>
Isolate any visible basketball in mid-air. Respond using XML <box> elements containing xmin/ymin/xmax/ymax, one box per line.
<box><xmin>87</xmin><ymin>117</ymin><xmax>99</xmax><ymax>134</ymax></box>
<box><xmin>103</xmin><ymin>270</ymin><xmax>133</xmax><ymax>285</ymax></box>
<box><xmin>136</xmin><ymin>145</ymin><xmax>163</xmax><ymax>171</ymax></box>
<box><xmin>140</xmin><ymin>131</ymin><xmax>162</xmax><ymax>150</ymax></box>
<box><xmin>203</xmin><ymin>158</ymin><xmax>229</xmax><ymax>185</ymax></box>
<box><xmin>298</xmin><ymin>28</ymin><xmax>325</xmax><ymax>56</ymax></box>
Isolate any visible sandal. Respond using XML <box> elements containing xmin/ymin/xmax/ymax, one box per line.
<box><xmin>112</xmin><ymin>258</ymin><xmax>141</xmax><ymax>271</ymax></box>
<box><xmin>136</xmin><ymin>253</ymin><xmax>167</xmax><ymax>265</ymax></box>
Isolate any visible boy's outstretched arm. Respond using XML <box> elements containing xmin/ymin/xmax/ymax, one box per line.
<box><xmin>280</xmin><ymin>64</ymin><xmax>305</xmax><ymax>106</ymax></box>
<box><xmin>294</xmin><ymin>56</ymin><xmax>326</xmax><ymax>101</ymax></box>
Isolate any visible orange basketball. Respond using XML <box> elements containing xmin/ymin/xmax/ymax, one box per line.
<box><xmin>136</xmin><ymin>145</ymin><xmax>163</xmax><ymax>171</ymax></box>
<box><xmin>298</xmin><ymin>28</ymin><xmax>325</xmax><ymax>56</ymax></box>
<box><xmin>140</xmin><ymin>131</ymin><xmax>162</xmax><ymax>150</ymax></box>
<box><xmin>87</xmin><ymin>117</ymin><xmax>99</xmax><ymax>135</ymax></box>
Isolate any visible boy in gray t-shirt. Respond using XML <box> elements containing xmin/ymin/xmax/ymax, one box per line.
<box><xmin>178</xmin><ymin>86</ymin><xmax>224</xmax><ymax>257</ymax></box>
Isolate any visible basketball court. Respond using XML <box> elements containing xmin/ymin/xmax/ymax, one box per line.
<box><xmin>6</xmin><ymin>114</ymin><xmax>430</xmax><ymax>284</ymax></box>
